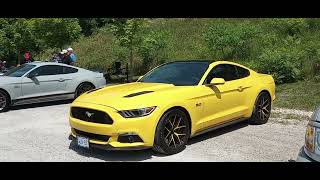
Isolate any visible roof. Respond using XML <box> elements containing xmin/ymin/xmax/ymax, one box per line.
<box><xmin>164</xmin><ymin>60</ymin><xmax>249</xmax><ymax>68</ymax></box>
<box><xmin>28</xmin><ymin>61</ymin><xmax>77</xmax><ymax>68</ymax></box>
<box><xmin>167</xmin><ymin>60</ymin><xmax>214</xmax><ymax>63</ymax></box>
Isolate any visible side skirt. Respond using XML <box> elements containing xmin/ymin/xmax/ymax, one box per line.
<box><xmin>12</xmin><ymin>93</ymin><xmax>75</xmax><ymax>106</ymax></box>
<box><xmin>191</xmin><ymin>117</ymin><xmax>248</xmax><ymax>138</ymax></box>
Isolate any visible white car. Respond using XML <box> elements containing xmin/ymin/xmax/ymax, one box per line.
<box><xmin>0</xmin><ymin>62</ymin><xmax>106</xmax><ymax>112</ymax></box>
<box><xmin>296</xmin><ymin>106</ymin><xmax>320</xmax><ymax>162</ymax></box>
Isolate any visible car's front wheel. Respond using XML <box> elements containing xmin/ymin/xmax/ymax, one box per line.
<box><xmin>249</xmin><ymin>92</ymin><xmax>272</xmax><ymax>125</ymax></box>
<box><xmin>153</xmin><ymin>109</ymin><xmax>190</xmax><ymax>155</ymax></box>
<box><xmin>75</xmin><ymin>82</ymin><xmax>95</xmax><ymax>99</ymax></box>
<box><xmin>0</xmin><ymin>90</ymin><xmax>10</xmax><ymax>113</ymax></box>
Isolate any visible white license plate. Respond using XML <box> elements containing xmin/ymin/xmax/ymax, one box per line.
<box><xmin>77</xmin><ymin>136</ymin><xmax>89</xmax><ymax>148</ymax></box>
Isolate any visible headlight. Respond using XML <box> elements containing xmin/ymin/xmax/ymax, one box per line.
<box><xmin>317</xmin><ymin>128</ymin><xmax>320</xmax><ymax>154</ymax></box>
<box><xmin>118</xmin><ymin>106</ymin><xmax>156</xmax><ymax>118</ymax></box>
<box><xmin>305</xmin><ymin>125</ymin><xmax>316</xmax><ymax>152</ymax></box>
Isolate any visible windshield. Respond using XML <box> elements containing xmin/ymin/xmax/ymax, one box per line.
<box><xmin>3</xmin><ymin>64</ymin><xmax>36</xmax><ymax>77</ymax></box>
<box><xmin>139</xmin><ymin>61</ymin><xmax>210</xmax><ymax>86</ymax></box>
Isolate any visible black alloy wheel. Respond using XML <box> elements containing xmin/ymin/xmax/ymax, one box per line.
<box><xmin>75</xmin><ymin>83</ymin><xmax>95</xmax><ymax>98</ymax></box>
<box><xmin>250</xmin><ymin>92</ymin><xmax>272</xmax><ymax>125</ymax></box>
<box><xmin>153</xmin><ymin>109</ymin><xmax>190</xmax><ymax>155</ymax></box>
<box><xmin>0</xmin><ymin>90</ymin><xmax>9</xmax><ymax>112</ymax></box>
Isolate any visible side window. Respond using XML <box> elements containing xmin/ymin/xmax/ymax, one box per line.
<box><xmin>63</xmin><ymin>67</ymin><xmax>78</xmax><ymax>74</ymax></box>
<box><xmin>31</xmin><ymin>65</ymin><xmax>63</xmax><ymax>76</ymax></box>
<box><xmin>205</xmin><ymin>64</ymin><xmax>238</xmax><ymax>83</ymax></box>
<box><xmin>235</xmin><ymin>66</ymin><xmax>250</xmax><ymax>79</ymax></box>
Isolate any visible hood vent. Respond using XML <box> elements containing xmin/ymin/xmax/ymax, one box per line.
<box><xmin>124</xmin><ymin>91</ymin><xmax>154</xmax><ymax>98</ymax></box>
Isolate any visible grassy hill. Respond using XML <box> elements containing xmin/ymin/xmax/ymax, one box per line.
<box><xmin>38</xmin><ymin>18</ymin><xmax>320</xmax><ymax>81</ymax></box>
<box><xmin>69</xmin><ymin>19</ymin><xmax>235</xmax><ymax>74</ymax></box>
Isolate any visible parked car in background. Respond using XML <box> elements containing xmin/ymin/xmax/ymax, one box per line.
<box><xmin>0</xmin><ymin>62</ymin><xmax>106</xmax><ymax>112</ymax></box>
<box><xmin>69</xmin><ymin>60</ymin><xmax>275</xmax><ymax>155</ymax></box>
<box><xmin>296</xmin><ymin>106</ymin><xmax>320</xmax><ymax>162</ymax></box>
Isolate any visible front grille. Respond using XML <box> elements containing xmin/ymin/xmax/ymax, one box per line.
<box><xmin>74</xmin><ymin>129</ymin><xmax>110</xmax><ymax>142</ymax></box>
<box><xmin>71</xmin><ymin>107</ymin><xmax>113</xmax><ymax>124</ymax></box>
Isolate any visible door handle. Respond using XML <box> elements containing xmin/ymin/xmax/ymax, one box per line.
<box><xmin>59</xmin><ymin>78</ymin><xmax>65</xmax><ymax>82</ymax></box>
<box><xmin>237</xmin><ymin>86</ymin><xmax>244</xmax><ymax>91</ymax></box>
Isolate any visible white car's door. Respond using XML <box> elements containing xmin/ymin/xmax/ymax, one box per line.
<box><xmin>20</xmin><ymin>65</ymin><xmax>67</xmax><ymax>99</ymax></box>
<box><xmin>60</xmin><ymin>66</ymin><xmax>79</xmax><ymax>93</ymax></box>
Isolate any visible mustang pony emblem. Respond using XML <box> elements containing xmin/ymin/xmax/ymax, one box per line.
<box><xmin>85</xmin><ymin>111</ymin><xmax>94</xmax><ymax>118</ymax></box>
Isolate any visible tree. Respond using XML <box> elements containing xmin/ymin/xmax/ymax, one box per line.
<box><xmin>0</xmin><ymin>30</ymin><xmax>11</xmax><ymax>60</ymax></box>
<box><xmin>137</xmin><ymin>30</ymin><xmax>168</xmax><ymax>71</ymax></box>
<box><xmin>77</xmin><ymin>18</ymin><xmax>112</xmax><ymax>36</ymax></box>
<box><xmin>204</xmin><ymin>22</ymin><xmax>259</xmax><ymax>60</ymax></box>
<box><xmin>110</xmin><ymin>18</ymin><xmax>145</xmax><ymax>80</ymax></box>
<box><xmin>78</xmin><ymin>18</ymin><xmax>98</xmax><ymax>36</ymax></box>
<box><xmin>33</xmin><ymin>18</ymin><xmax>82</xmax><ymax>50</ymax></box>
<box><xmin>0</xmin><ymin>18</ymin><xmax>38</xmax><ymax>65</ymax></box>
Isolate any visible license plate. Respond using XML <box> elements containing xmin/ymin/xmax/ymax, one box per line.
<box><xmin>77</xmin><ymin>136</ymin><xmax>89</xmax><ymax>149</ymax></box>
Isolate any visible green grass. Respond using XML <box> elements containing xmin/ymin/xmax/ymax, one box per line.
<box><xmin>273</xmin><ymin>80</ymin><xmax>320</xmax><ymax>111</ymax></box>
<box><xmin>270</xmin><ymin>112</ymin><xmax>310</xmax><ymax>120</ymax></box>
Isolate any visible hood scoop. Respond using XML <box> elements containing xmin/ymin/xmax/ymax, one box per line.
<box><xmin>124</xmin><ymin>91</ymin><xmax>154</xmax><ymax>98</ymax></box>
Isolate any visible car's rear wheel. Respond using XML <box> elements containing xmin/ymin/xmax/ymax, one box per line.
<box><xmin>153</xmin><ymin>109</ymin><xmax>190</xmax><ymax>155</ymax></box>
<box><xmin>249</xmin><ymin>92</ymin><xmax>272</xmax><ymax>125</ymax></box>
<box><xmin>75</xmin><ymin>82</ymin><xmax>95</xmax><ymax>99</ymax></box>
<box><xmin>0</xmin><ymin>90</ymin><xmax>10</xmax><ymax>113</ymax></box>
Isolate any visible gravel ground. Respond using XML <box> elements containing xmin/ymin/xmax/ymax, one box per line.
<box><xmin>0</xmin><ymin>101</ymin><xmax>309</xmax><ymax>162</ymax></box>
<box><xmin>273</xmin><ymin>108</ymin><xmax>313</xmax><ymax>118</ymax></box>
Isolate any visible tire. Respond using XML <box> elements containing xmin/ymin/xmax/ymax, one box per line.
<box><xmin>75</xmin><ymin>82</ymin><xmax>95</xmax><ymax>99</ymax></box>
<box><xmin>249</xmin><ymin>92</ymin><xmax>272</xmax><ymax>125</ymax></box>
<box><xmin>0</xmin><ymin>90</ymin><xmax>10</xmax><ymax>113</ymax></box>
<box><xmin>153</xmin><ymin>109</ymin><xmax>191</xmax><ymax>155</ymax></box>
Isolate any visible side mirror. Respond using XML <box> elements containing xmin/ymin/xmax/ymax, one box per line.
<box><xmin>207</xmin><ymin>78</ymin><xmax>225</xmax><ymax>86</ymax></box>
<box><xmin>27</xmin><ymin>73</ymin><xmax>37</xmax><ymax>79</ymax></box>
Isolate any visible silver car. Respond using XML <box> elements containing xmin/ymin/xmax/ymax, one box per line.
<box><xmin>296</xmin><ymin>106</ymin><xmax>320</xmax><ymax>162</ymax></box>
<box><xmin>0</xmin><ymin>62</ymin><xmax>106</xmax><ymax>112</ymax></box>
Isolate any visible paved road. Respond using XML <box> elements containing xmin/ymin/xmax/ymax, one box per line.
<box><xmin>0</xmin><ymin>101</ymin><xmax>308</xmax><ymax>162</ymax></box>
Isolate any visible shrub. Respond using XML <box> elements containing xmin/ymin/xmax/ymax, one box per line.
<box><xmin>257</xmin><ymin>46</ymin><xmax>302</xmax><ymax>84</ymax></box>
<box><xmin>203</xmin><ymin>21</ymin><xmax>260</xmax><ymax>60</ymax></box>
<box><xmin>264</xmin><ymin>18</ymin><xmax>309</xmax><ymax>36</ymax></box>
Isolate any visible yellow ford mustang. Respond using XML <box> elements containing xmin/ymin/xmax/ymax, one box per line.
<box><xmin>69</xmin><ymin>60</ymin><xmax>275</xmax><ymax>154</ymax></box>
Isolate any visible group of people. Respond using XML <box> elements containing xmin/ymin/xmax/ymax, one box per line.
<box><xmin>19</xmin><ymin>48</ymin><xmax>77</xmax><ymax>66</ymax></box>
<box><xmin>51</xmin><ymin>48</ymin><xmax>77</xmax><ymax>66</ymax></box>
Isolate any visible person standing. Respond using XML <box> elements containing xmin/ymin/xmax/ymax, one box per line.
<box><xmin>0</xmin><ymin>60</ymin><xmax>3</xmax><ymax>72</ymax></box>
<box><xmin>20</xmin><ymin>51</ymin><xmax>34</xmax><ymax>65</ymax></box>
<box><xmin>67</xmin><ymin>48</ymin><xmax>77</xmax><ymax>66</ymax></box>
<box><xmin>51</xmin><ymin>52</ymin><xmax>61</xmax><ymax>63</ymax></box>
<box><xmin>58</xmin><ymin>52</ymin><xmax>64</xmax><ymax>63</ymax></box>
<box><xmin>62</xmin><ymin>49</ymin><xmax>72</xmax><ymax>65</ymax></box>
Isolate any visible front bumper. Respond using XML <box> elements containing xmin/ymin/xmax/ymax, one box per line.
<box><xmin>68</xmin><ymin>134</ymin><xmax>150</xmax><ymax>151</ymax></box>
<box><xmin>69</xmin><ymin>101</ymin><xmax>160</xmax><ymax>149</ymax></box>
<box><xmin>296</xmin><ymin>147</ymin><xmax>317</xmax><ymax>162</ymax></box>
